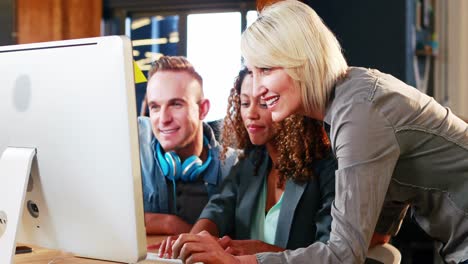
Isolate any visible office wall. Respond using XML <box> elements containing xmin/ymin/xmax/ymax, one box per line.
<box><xmin>305</xmin><ymin>0</ymin><xmax>414</xmax><ymax>86</ymax></box>
<box><xmin>0</xmin><ymin>0</ymin><xmax>14</xmax><ymax>45</ymax></box>
<box><xmin>105</xmin><ymin>0</ymin><xmax>254</xmax><ymax>12</ymax></box>
<box><xmin>447</xmin><ymin>0</ymin><xmax>468</xmax><ymax>119</ymax></box>
<box><xmin>16</xmin><ymin>0</ymin><xmax>102</xmax><ymax>44</ymax></box>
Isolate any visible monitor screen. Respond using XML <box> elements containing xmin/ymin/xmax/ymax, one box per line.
<box><xmin>0</xmin><ymin>36</ymin><xmax>146</xmax><ymax>263</ymax></box>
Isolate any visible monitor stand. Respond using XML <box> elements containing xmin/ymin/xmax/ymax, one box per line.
<box><xmin>0</xmin><ymin>147</ymin><xmax>36</xmax><ymax>264</ymax></box>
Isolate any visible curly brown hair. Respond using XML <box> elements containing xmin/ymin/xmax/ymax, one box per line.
<box><xmin>221</xmin><ymin>67</ymin><xmax>331</xmax><ymax>185</ymax></box>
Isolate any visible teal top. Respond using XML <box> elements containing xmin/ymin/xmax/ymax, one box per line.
<box><xmin>199</xmin><ymin>145</ymin><xmax>336</xmax><ymax>250</ymax></box>
<box><xmin>250</xmin><ymin>177</ymin><xmax>284</xmax><ymax>245</ymax></box>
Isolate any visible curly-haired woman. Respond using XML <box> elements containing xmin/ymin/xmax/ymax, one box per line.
<box><xmin>157</xmin><ymin>67</ymin><xmax>336</xmax><ymax>262</ymax></box>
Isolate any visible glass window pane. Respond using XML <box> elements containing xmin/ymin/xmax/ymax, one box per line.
<box><xmin>187</xmin><ymin>12</ymin><xmax>241</xmax><ymax>122</ymax></box>
<box><xmin>127</xmin><ymin>15</ymin><xmax>180</xmax><ymax>115</ymax></box>
<box><xmin>246</xmin><ymin>10</ymin><xmax>258</xmax><ymax>28</ymax></box>
<box><xmin>130</xmin><ymin>15</ymin><xmax>179</xmax><ymax>73</ymax></box>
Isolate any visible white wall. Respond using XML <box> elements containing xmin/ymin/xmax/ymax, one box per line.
<box><xmin>437</xmin><ymin>0</ymin><xmax>468</xmax><ymax>120</ymax></box>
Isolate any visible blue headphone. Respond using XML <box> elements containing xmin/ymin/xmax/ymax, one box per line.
<box><xmin>155</xmin><ymin>136</ymin><xmax>213</xmax><ymax>182</ymax></box>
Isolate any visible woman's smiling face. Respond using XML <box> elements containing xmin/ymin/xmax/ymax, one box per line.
<box><xmin>246</xmin><ymin>63</ymin><xmax>303</xmax><ymax>122</ymax></box>
<box><xmin>239</xmin><ymin>74</ymin><xmax>277</xmax><ymax>146</ymax></box>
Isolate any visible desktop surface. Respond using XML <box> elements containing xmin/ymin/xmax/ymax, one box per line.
<box><xmin>15</xmin><ymin>236</ymin><xmax>172</xmax><ymax>264</ymax></box>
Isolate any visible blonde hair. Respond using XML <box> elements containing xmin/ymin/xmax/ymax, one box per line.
<box><xmin>241</xmin><ymin>0</ymin><xmax>348</xmax><ymax>115</ymax></box>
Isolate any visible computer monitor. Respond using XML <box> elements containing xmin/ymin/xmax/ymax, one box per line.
<box><xmin>0</xmin><ymin>36</ymin><xmax>146</xmax><ymax>263</ymax></box>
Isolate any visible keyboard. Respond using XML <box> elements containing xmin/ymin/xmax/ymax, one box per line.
<box><xmin>139</xmin><ymin>252</ymin><xmax>183</xmax><ymax>263</ymax></box>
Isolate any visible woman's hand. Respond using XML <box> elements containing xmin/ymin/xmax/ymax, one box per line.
<box><xmin>219</xmin><ymin>236</ymin><xmax>284</xmax><ymax>255</ymax></box>
<box><xmin>156</xmin><ymin>235</ymin><xmax>180</xmax><ymax>258</ymax></box>
<box><xmin>172</xmin><ymin>231</ymin><xmax>241</xmax><ymax>264</ymax></box>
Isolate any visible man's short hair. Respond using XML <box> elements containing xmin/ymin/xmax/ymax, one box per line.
<box><xmin>148</xmin><ymin>56</ymin><xmax>203</xmax><ymax>87</ymax></box>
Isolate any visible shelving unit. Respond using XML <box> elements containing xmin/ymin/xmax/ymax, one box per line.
<box><xmin>413</xmin><ymin>0</ymin><xmax>438</xmax><ymax>95</ymax></box>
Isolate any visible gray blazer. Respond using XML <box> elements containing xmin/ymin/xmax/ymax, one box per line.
<box><xmin>257</xmin><ymin>67</ymin><xmax>468</xmax><ymax>264</ymax></box>
<box><xmin>199</xmin><ymin>147</ymin><xmax>336</xmax><ymax>249</ymax></box>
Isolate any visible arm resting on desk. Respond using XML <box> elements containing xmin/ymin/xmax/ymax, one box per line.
<box><xmin>190</xmin><ymin>218</ymin><xmax>219</xmax><ymax>236</ymax></box>
<box><xmin>145</xmin><ymin>212</ymin><xmax>192</xmax><ymax>235</ymax></box>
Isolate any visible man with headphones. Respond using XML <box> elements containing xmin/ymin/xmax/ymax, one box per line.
<box><xmin>138</xmin><ymin>56</ymin><xmax>238</xmax><ymax>235</ymax></box>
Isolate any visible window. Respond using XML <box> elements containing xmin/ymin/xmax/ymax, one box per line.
<box><xmin>187</xmin><ymin>12</ymin><xmax>241</xmax><ymax>121</ymax></box>
<box><xmin>109</xmin><ymin>2</ymin><xmax>257</xmax><ymax>119</ymax></box>
<box><xmin>187</xmin><ymin>11</ymin><xmax>258</xmax><ymax>121</ymax></box>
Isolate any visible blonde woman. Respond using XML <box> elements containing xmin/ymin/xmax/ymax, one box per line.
<box><xmin>170</xmin><ymin>1</ymin><xmax>468</xmax><ymax>264</ymax></box>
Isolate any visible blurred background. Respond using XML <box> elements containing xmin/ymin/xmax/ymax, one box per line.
<box><xmin>1</xmin><ymin>1</ymin><xmax>466</xmax><ymax>262</ymax></box>
<box><xmin>1</xmin><ymin>0</ymin><xmax>467</xmax><ymax>123</ymax></box>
